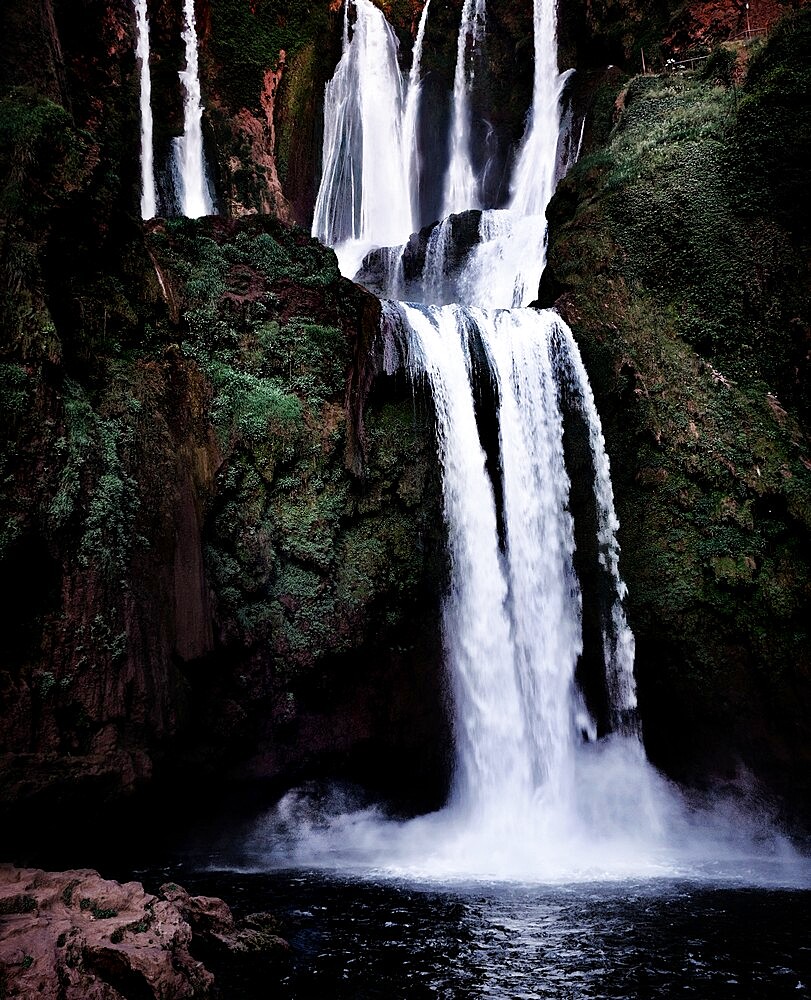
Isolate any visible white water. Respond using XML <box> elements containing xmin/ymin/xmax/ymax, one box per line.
<box><xmin>396</xmin><ymin>303</ymin><xmax>531</xmax><ymax>817</ymax></box>
<box><xmin>273</xmin><ymin>0</ymin><xmax>804</xmax><ymax>883</ymax></box>
<box><xmin>452</xmin><ymin>0</ymin><xmax>574</xmax><ymax>309</ymax></box>
<box><xmin>312</xmin><ymin>0</ymin><xmax>412</xmax><ymax>277</ymax></box>
<box><xmin>442</xmin><ymin>0</ymin><xmax>486</xmax><ymax>216</ymax></box>
<box><xmin>402</xmin><ymin>0</ymin><xmax>433</xmax><ymax>230</ymax></box>
<box><xmin>133</xmin><ymin>0</ymin><xmax>156</xmax><ymax>219</ymax></box>
<box><xmin>510</xmin><ymin>0</ymin><xmax>563</xmax><ymax>218</ymax></box>
<box><xmin>551</xmin><ymin>322</ymin><xmax>638</xmax><ymax>731</ymax></box>
<box><xmin>174</xmin><ymin>0</ymin><xmax>214</xmax><ymax>218</ymax></box>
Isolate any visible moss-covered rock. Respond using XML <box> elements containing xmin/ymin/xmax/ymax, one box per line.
<box><xmin>542</xmin><ymin>9</ymin><xmax>811</xmax><ymax>818</ymax></box>
<box><xmin>0</xmin><ymin>84</ymin><xmax>448</xmax><ymax>839</ymax></box>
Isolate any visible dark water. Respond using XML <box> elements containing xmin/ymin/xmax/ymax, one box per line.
<box><xmin>133</xmin><ymin>866</ymin><xmax>811</xmax><ymax>999</ymax></box>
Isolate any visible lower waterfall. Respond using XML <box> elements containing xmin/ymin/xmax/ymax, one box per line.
<box><xmin>245</xmin><ymin>0</ymin><xmax>797</xmax><ymax>881</ymax></box>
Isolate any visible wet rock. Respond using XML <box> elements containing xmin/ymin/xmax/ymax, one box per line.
<box><xmin>160</xmin><ymin>883</ymin><xmax>290</xmax><ymax>957</ymax></box>
<box><xmin>356</xmin><ymin>210</ymin><xmax>483</xmax><ymax>301</ymax></box>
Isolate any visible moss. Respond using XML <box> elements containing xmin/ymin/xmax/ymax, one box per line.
<box><xmin>77</xmin><ymin>897</ymin><xmax>117</xmax><ymax>919</ymax></box>
<box><xmin>0</xmin><ymin>894</ymin><xmax>36</xmax><ymax>915</ymax></box>
<box><xmin>553</xmin><ymin>38</ymin><xmax>809</xmax><ymax>408</ymax></box>
<box><xmin>0</xmin><ymin>89</ymin><xmax>89</xmax><ymax>221</ymax></box>
<box><xmin>207</xmin><ymin>0</ymin><xmax>331</xmax><ymax>111</ymax></box>
<box><xmin>48</xmin><ymin>378</ymin><xmax>141</xmax><ymax>583</ymax></box>
<box><xmin>207</xmin><ymin>362</ymin><xmax>304</xmax><ymax>448</ymax></box>
<box><xmin>276</xmin><ymin>41</ymin><xmax>318</xmax><ymax>185</ymax></box>
<box><xmin>0</xmin><ymin>363</ymin><xmax>30</xmax><ymax>417</ymax></box>
<box><xmin>543</xmin><ymin>12</ymin><xmax>811</xmax><ymax>798</ymax></box>
<box><xmin>732</xmin><ymin>7</ymin><xmax>811</xmax><ymax>238</ymax></box>
<box><xmin>60</xmin><ymin>879</ymin><xmax>80</xmax><ymax>907</ymax></box>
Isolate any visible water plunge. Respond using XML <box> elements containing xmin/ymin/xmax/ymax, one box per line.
<box><xmin>263</xmin><ymin>0</ymin><xmax>797</xmax><ymax>881</ymax></box>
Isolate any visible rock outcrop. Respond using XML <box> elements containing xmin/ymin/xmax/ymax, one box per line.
<box><xmin>0</xmin><ymin>865</ymin><xmax>286</xmax><ymax>999</ymax></box>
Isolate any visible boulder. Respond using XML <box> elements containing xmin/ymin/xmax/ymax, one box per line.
<box><xmin>0</xmin><ymin>865</ymin><xmax>287</xmax><ymax>999</ymax></box>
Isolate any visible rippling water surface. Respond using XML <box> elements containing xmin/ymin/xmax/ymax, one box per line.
<box><xmin>137</xmin><ymin>866</ymin><xmax>811</xmax><ymax>999</ymax></box>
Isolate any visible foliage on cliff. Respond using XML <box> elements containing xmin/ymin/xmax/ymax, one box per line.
<box><xmin>0</xmin><ymin>6</ymin><xmax>446</xmax><ymax>827</ymax></box>
<box><xmin>542</xmin><ymin>8</ymin><xmax>811</xmax><ymax>806</ymax></box>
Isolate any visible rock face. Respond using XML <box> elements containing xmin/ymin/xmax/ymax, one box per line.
<box><xmin>1</xmin><ymin>0</ymin><xmax>811</xmax><ymax>844</ymax></box>
<box><xmin>355</xmin><ymin>211</ymin><xmax>483</xmax><ymax>300</ymax></box>
<box><xmin>0</xmin><ymin>866</ymin><xmax>286</xmax><ymax>999</ymax></box>
<box><xmin>0</xmin><ymin>0</ymin><xmax>448</xmax><ymax>846</ymax></box>
<box><xmin>0</xmin><ymin>207</ymin><xmax>449</xmax><ymax>844</ymax></box>
<box><xmin>541</xmin><ymin>8</ymin><xmax>811</xmax><ymax>820</ymax></box>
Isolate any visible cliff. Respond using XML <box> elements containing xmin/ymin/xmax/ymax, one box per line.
<box><xmin>0</xmin><ymin>0</ymin><xmax>449</xmax><ymax>851</ymax></box>
<box><xmin>0</xmin><ymin>0</ymin><xmax>810</xmax><ymax>852</ymax></box>
<box><xmin>542</xmin><ymin>6</ymin><xmax>811</xmax><ymax>813</ymax></box>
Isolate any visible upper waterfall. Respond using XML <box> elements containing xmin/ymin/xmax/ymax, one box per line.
<box><xmin>510</xmin><ymin>0</ymin><xmax>564</xmax><ymax>218</ymax></box>
<box><xmin>402</xmin><ymin>0</ymin><xmax>433</xmax><ymax>229</ymax></box>
<box><xmin>442</xmin><ymin>0</ymin><xmax>487</xmax><ymax>217</ymax></box>
<box><xmin>174</xmin><ymin>0</ymin><xmax>215</xmax><ymax>218</ymax></box>
<box><xmin>133</xmin><ymin>0</ymin><xmax>156</xmax><ymax>220</ymax></box>
<box><xmin>311</xmin><ymin>0</ymin><xmax>412</xmax><ymax>278</ymax></box>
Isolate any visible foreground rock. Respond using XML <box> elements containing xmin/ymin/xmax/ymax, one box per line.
<box><xmin>0</xmin><ymin>866</ymin><xmax>287</xmax><ymax>999</ymax></box>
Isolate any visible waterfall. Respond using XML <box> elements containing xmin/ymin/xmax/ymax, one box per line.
<box><xmin>385</xmin><ymin>296</ymin><xmax>641</xmax><ymax>829</ymax></box>
<box><xmin>174</xmin><ymin>0</ymin><xmax>214</xmax><ymax>218</ymax></box>
<box><xmin>510</xmin><ymin>0</ymin><xmax>563</xmax><ymax>218</ymax></box>
<box><xmin>133</xmin><ymin>0</ymin><xmax>156</xmax><ymax>220</ymax></box>
<box><xmin>313</xmin><ymin>0</ymin><xmax>637</xmax><ymax>823</ymax></box>
<box><xmin>454</xmin><ymin>0</ymin><xmax>574</xmax><ymax>309</ymax></box>
<box><xmin>312</xmin><ymin>0</ymin><xmax>412</xmax><ymax>278</ymax></box>
<box><xmin>551</xmin><ymin>323</ymin><xmax>638</xmax><ymax>734</ymax></box>
<box><xmin>272</xmin><ymin>0</ymin><xmax>754</xmax><ymax>880</ymax></box>
<box><xmin>253</xmin><ymin>0</ymin><xmax>799</xmax><ymax>881</ymax></box>
<box><xmin>442</xmin><ymin>0</ymin><xmax>487</xmax><ymax>216</ymax></box>
<box><xmin>402</xmin><ymin>0</ymin><xmax>433</xmax><ymax>230</ymax></box>
<box><xmin>390</xmin><ymin>302</ymin><xmax>533</xmax><ymax>817</ymax></box>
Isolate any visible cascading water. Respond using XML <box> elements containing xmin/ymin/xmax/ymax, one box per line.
<box><xmin>402</xmin><ymin>0</ymin><xmax>433</xmax><ymax>228</ymax></box>
<box><xmin>312</xmin><ymin>0</ymin><xmax>412</xmax><ymax>278</ymax></box>
<box><xmin>133</xmin><ymin>0</ymin><xmax>156</xmax><ymax>220</ymax></box>
<box><xmin>551</xmin><ymin>322</ymin><xmax>638</xmax><ymax>733</ymax></box>
<box><xmin>510</xmin><ymin>0</ymin><xmax>564</xmax><ymax>218</ymax></box>
<box><xmin>174</xmin><ymin>0</ymin><xmax>214</xmax><ymax>218</ymax></box>
<box><xmin>442</xmin><ymin>0</ymin><xmax>487</xmax><ymax>216</ymax></box>
<box><xmin>454</xmin><ymin>0</ymin><xmax>573</xmax><ymax>309</ymax></box>
<box><xmin>259</xmin><ymin>0</ymin><xmax>795</xmax><ymax>880</ymax></box>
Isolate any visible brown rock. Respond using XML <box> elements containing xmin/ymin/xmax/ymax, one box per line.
<box><xmin>160</xmin><ymin>882</ymin><xmax>290</xmax><ymax>957</ymax></box>
<box><xmin>0</xmin><ymin>866</ymin><xmax>219</xmax><ymax>999</ymax></box>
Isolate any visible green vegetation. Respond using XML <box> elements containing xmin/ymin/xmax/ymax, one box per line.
<box><xmin>733</xmin><ymin>8</ymin><xmax>811</xmax><ymax>235</ymax></box>
<box><xmin>0</xmin><ymin>894</ymin><xmax>36</xmax><ymax>915</ymax></box>
<box><xmin>135</xmin><ymin>215</ymin><xmax>444</xmax><ymax>735</ymax></box>
<box><xmin>543</xmin><ymin>8</ymin><xmax>811</xmax><ymax>790</ymax></box>
<box><xmin>49</xmin><ymin>379</ymin><xmax>141</xmax><ymax>582</ymax></box>
<box><xmin>79</xmin><ymin>897</ymin><xmax>118</xmax><ymax>919</ymax></box>
<box><xmin>0</xmin><ymin>89</ymin><xmax>89</xmax><ymax>221</ymax></box>
<box><xmin>60</xmin><ymin>880</ymin><xmax>80</xmax><ymax>907</ymax></box>
<box><xmin>207</xmin><ymin>0</ymin><xmax>332</xmax><ymax>110</ymax></box>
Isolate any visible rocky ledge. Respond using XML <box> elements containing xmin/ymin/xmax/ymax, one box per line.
<box><xmin>0</xmin><ymin>866</ymin><xmax>287</xmax><ymax>999</ymax></box>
